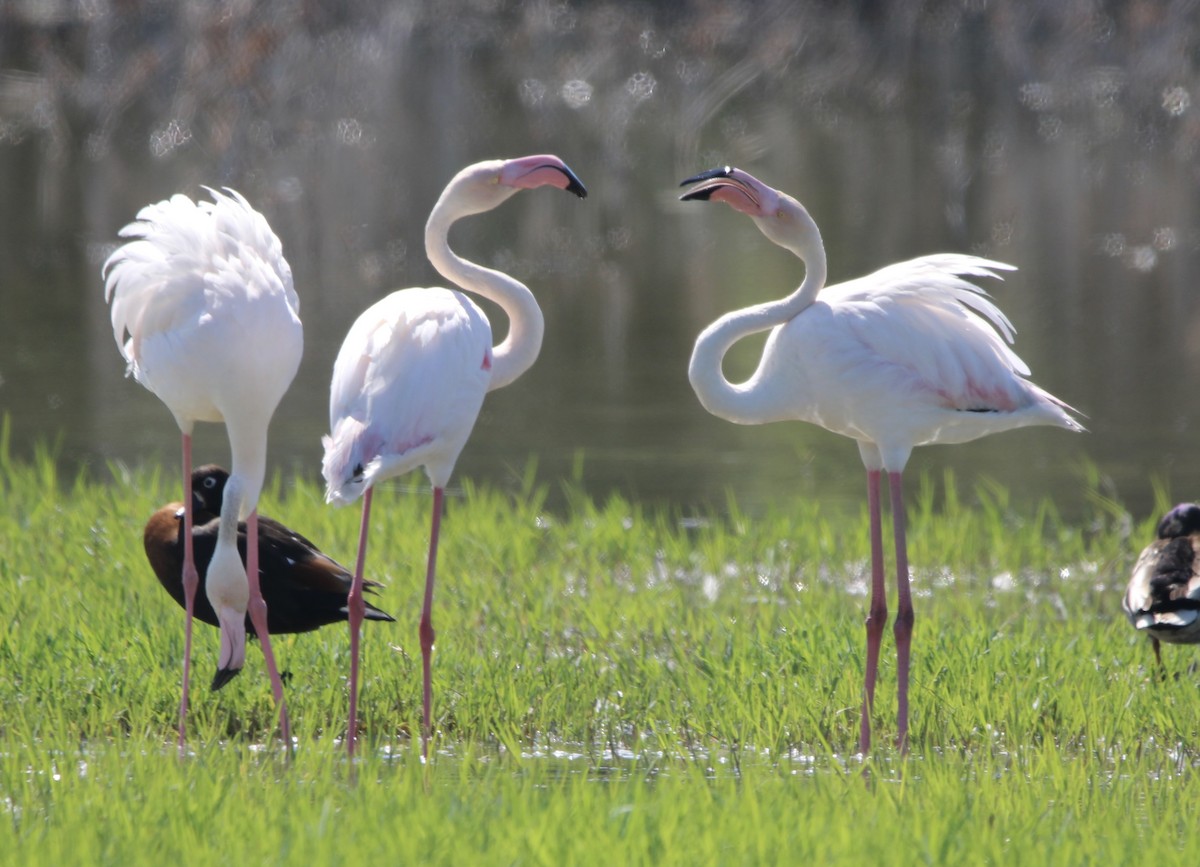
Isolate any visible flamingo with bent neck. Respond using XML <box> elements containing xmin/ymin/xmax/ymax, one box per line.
<box><xmin>322</xmin><ymin>155</ymin><xmax>587</xmax><ymax>757</ymax></box>
<box><xmin>680</xmin><ymin>166</ymin><xmax>1082</xmax><ymax>754</ymax></box>
<box><xmin>104</xmin><ymin>188</ymin><xmax>303</xmax><ymax>751</ymax></box>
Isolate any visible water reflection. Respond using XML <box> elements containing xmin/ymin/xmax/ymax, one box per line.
<box><xmin>2</xmin><ymin>1</ymin><xmax>1198</xmax><ymax>520</ymax></box>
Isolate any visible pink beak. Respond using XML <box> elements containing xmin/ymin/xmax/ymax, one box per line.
<box><xmin>211</xmin><ymin>605</ymin><xmax>246</xmax><ymax>691</ymax></box>
<box><xmin>500</xmin><ymin>154</ymin><xmax>588</xmax><ymax>197</ymax></box>
<box><xmin>680</xmin><ymin>166</ymin><xmax>773</xmax><ymax>217</ymax></box>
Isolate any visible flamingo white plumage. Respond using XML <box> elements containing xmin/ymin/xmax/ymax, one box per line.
<box><xmin>679</xmin><ymin>166</ymin><xmax>1082</xmax><ymax>754</ymax></box>
<box><xmin>104</xmin><ymin>188</ymin><xmax>303</xmax><ymax>750</ymax></box>
<box><xmin>321</xmin><ymin>155</ymin><xmax>587</xmax><ymax>756</ymax></box>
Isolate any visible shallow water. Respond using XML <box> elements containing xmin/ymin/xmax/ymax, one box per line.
<box><xmin>2</xmin><ymin>2</ymin><xmax>1198</xmax><ymax>521</ymax></box>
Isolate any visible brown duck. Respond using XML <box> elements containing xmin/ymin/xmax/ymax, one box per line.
<box><xmin>144</xmin><ymin>465</ymin><xmax>394</xmax><ymax>689</ymax></box>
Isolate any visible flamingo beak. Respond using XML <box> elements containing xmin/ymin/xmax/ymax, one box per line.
<box><xmin>679</xmin><ymin>165</ymin><xmax>739</xmax><ymax>188</ymax></box>
<box><xmin>211</xmin><ymin>604</ymin><xmax>247</xmax><ymax>691</ymax></box>
<box><xmin>211</xmin><ymin>665</ymin><xmax>241</xmax><ymax>691</ymax></box>
<box><xmin>679</xmin><ymin>166</ymin><xmax>770</xmax><ymax>217</ymax></box>
<box><xmin>500</xmin><ymin>155</ymin><xmax>588</xmax><ymax>198</ymax></box>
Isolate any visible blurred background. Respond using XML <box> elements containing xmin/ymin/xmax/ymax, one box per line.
<box><xmin>1</xmin><ymin>0</ymin><xmax>1197</xmax><ymax>520</ymax></box>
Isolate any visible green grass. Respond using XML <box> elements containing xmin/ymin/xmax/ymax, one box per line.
<box><xmin>1</xmin><ymin>433</ymin><xmax>1197</xmax><ymax>865</ymax></box>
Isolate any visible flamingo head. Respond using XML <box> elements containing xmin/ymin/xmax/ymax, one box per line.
<box><xmin>321</xmin><ymin>421</ymin><xmax>376</xmax><ymax>506</ymax></box>
<box><xmin>1156</xmin><ymin>503</ymin><xmax>1200</xmax><ymax>539</ymax></box>
<box><xmin>442</xmin><ymin>155</ymin><xmax>587</xmax><ymax>216</ymax></box>
<box><xmin>680</xmin><ymin>166</ymin><xmax>819</xmax><ymax>257</ymax></box>
<box><xmin>500</xmin><ymin>154</ymin><xmax>587</xmax><ymax>197</ymax></box>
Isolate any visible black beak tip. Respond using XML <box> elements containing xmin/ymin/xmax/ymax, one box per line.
<box><xmin>211</xmin><ymin>666</ymin><xmax>241</xmax><ymax>692</ymax></box>
<box><xmin>563</xmin><ymin>171</ymin><xmax>588</xmax><ymax>199</ymax></box>
<box><xmin>679</xmin><ymin>166</ymin><xmax>734</xmax><ymax>188</ymax></box>
<box><xmin>679</xmin><ymin>188</ymin><xmax>717</xmax><ymax>203</ymax></box>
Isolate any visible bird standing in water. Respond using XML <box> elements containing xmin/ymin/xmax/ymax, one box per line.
<box><xmin>322</xmin><ymin>155</ymin><xmax>587</xmax><ymax>756</ymax></box>
<box><xmin>680</xmin><ymin>166</ymin><xmax>1082</xmax><ymax>753</ymax></box>
<box><xmin>105</xmin><ymin>188</ymin><xmax>303</xmax><ymax>750</ymax></box>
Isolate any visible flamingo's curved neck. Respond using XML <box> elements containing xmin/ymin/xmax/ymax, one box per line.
<box><xmin>687</xmin><ymin>211</ymin><xmax>827</xmax><ymax>423</ymax></box>
<box><xmin>216</xmin><ymin>472</ymin><xmax>244</xmax><ymax>544</ymax></box>
<box><xmin>224</xmin><ymin>413</ymin><xmax>268</xmax><ymax>521</ymax></box>
<box><xmin>425</xmin><ymin>197</ymin><xmax>544</xmax><ymax>392</ymax></box>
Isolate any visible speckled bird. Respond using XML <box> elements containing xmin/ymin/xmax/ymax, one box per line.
<box><xmin>1123</xmin><ymin>503</ymin><xmax>1200</xmax><ymax>668</ymax></box>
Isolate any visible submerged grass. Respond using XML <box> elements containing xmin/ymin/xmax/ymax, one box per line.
<box><xmin>1</xmin><ymin>437</ymin><xmax>1197</xmax><ymax>864</ymax></box>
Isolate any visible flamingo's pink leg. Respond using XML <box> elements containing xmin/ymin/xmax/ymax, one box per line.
<box><xmin>244</xmin><ymin>510</ymin><xmax>292</xmax><ymax>747</ymax></box>
<box><xmin>346</xmin><ymin>487</ymin><xmax>373</xmax><ymax>757</ymax></box>
<box><xmin>890</xmin><ymin>471</ymin><xmax>913</xmax><ymax>753</ymax></box>
<box><xmin>859</xmin><ymin>469</ymin><xmax>887</xmax><ymax>755</ymax></box>
<box><xmin>419</xmin><ymin>487</ymin><xmax>445</xmax><ymax>758</ymax></box>
<box><xmin>179</xmin><ymin>434</ymin><xmax>197</xmax><ymax>756</ymax></box>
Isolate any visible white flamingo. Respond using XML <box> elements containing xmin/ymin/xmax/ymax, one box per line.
<box><xmin>679</xmin><ymin>166</ymin><xmax>1082</xmax><ymax>753</ymax></box>
<box><xmin>322</xmin><ymin>155</ymin><xmax>587</xmax><ymax>756</ymax></box>
<box><xmin>104</xmin><ymin>188</ymin><xmax>303</xmax><ymax>750</ymax></box>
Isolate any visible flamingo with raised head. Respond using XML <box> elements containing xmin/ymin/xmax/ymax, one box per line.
<box><xmin>104</xmin><ymin>188</ymin><xmax>303</xmax><ymax>750</ymax></box>
<box><xmin>322</xmin><ymin>155</ymin><xmax>587</xmax><ymax>756</ymax></box>
<box><xmin>679</xmin><ymin>166</ymin><xmax>1082</xmax><ymax>754</ymax></box>
<box><xmin>1123</xmin><ymin>503</ymin><xmax>1200</xmax><ymax>669</ymax></box>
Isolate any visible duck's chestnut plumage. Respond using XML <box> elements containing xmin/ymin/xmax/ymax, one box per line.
<box><xmin>144</xmin><ymin>466</ymin><xmax>394</xmax><ymax>689</ymax></box>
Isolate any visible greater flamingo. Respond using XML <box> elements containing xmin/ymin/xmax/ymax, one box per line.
<box><xmin>1123</xmin><ymin>503</ymin><xmax>1200</xmax><ymax>669</ymax></box>
<box><xmin>321</xmin><ymin>155</ymin><xmax>587</xmax><ymax>756</ymax></box>
<box><xmin>679</xmin><ymin>166</ymin><xmax>1082</xmax><ymax>754</ymax></box>
<box><xmin>144</xmin><ymin>465</ymin><xmax>394</xmax><ymax>648</ymax></box>
<box><xmin>104</xmin><ymin>188</ymin><xmax>303</xmax><ymax>749</ymax></box>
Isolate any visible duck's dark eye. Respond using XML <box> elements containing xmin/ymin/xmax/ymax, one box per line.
<box><xmin>352</xmin><ymin>463</ymin><xmax>365</xmax><ymax>479</ymax></box>
<box><xmin>204</xmin><ymin>477</ymin><xmax>217</xmax><ymax>489</ymax></box>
